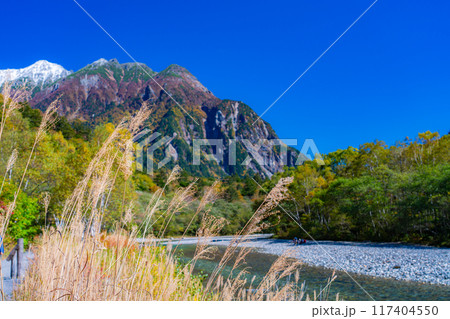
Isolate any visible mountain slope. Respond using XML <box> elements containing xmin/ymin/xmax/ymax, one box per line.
<box><xmin>2</xmin><ymin>59</ymin><xmax>304</xmax><ymax>177</ymax></box>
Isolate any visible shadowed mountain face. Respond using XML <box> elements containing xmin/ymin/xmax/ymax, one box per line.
<box><xmin>6</xmin><ymin>59</ymin><xmax>303</xmax><ymax>178</ymax></box>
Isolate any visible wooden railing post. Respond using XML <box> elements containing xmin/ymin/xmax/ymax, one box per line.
<box><xmin>17</xmin><ymin>238</ymin><xmax>23</xmax><ymax>278</ymax></box>
<box><xmin>10</xmin><ymin>254</ymin><xmax>15</xmax><ymax>278</ymax></box>
<box><xmin>6</xmin><ymin>238</ymin><xmax>24</xmax><ymax>278</ymax></box>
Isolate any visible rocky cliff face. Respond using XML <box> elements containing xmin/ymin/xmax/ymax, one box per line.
<box><xmin>2</xmin><ymin>59</ymin><xmax>304</xmax><ymax>178</ymax></box>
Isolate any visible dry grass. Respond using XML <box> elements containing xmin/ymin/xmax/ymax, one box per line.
<box><xmin>14</xmin><ymin>229</ymin><xmax>207</xmax><ymax>300</ymax></box>
<box><xmin>0</xmin><ymin>92</ymin><xmax>336</xmax><ymax>301</ymax></box>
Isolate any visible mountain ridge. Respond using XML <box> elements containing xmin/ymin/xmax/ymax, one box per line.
<box><xmin>1</xmin><ymin>59</ymin><xmax>304</xmax><ymax>178</ymax></box>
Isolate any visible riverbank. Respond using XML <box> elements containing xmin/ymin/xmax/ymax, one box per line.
<box><xmin>159</xmin><ymin>236</ymin><xmax>450</xmax><ymax>285</ymax></box>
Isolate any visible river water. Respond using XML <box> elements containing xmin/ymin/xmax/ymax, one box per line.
<box><xmin>177</xmin><ymin>244</ymin><xmax>450</xmax><ymax>301</ymax></box>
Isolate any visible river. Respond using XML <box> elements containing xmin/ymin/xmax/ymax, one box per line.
<box><xmin>177</xmin><ymin>244</ymin><xmax>450</xmax><ymax>301</ymax></box>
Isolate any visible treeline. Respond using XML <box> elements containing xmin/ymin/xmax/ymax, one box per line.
<box><xmin>263</xmin><ymin>132</ymin><xmax>449</xmax><ymax>246</ymax></box>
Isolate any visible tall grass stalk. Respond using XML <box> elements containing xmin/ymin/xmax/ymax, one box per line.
<box><xmin>0</xmin><ymin>83</ymin><xmax>28</xmax><ymax>143</ymax></box>
<box><xmin>0</xmin><ymin>149</ymin><xmax>18</xmax><ymax>196</ymax></box>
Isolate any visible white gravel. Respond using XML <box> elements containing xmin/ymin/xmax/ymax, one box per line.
<box><xmin>211</xmin><ymin>239</ymin><xmax>450</xmax><ymax>285</ymax></box>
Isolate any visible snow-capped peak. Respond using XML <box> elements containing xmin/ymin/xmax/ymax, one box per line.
<box><xmin>0</xmin><ymin>60</ymin><xmax>72</xmax><ymax>87</ymax></box>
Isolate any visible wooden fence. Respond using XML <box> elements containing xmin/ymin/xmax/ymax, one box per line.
<box><xmin>6</xmin><ymin>238</ymin><xmax>24</xmax><ymax>278</ymax></box>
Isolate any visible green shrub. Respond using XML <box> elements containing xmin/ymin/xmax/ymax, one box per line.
<box><xmin>1</xmin><ymin>182</ymin><xmax>41</xmax><ymax>247</ymax></box>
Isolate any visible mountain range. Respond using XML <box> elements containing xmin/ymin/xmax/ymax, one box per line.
<box><xmin>0</xmin><ymin>59</ymin><xmax>304</xmax><ymax>178</ymax></box>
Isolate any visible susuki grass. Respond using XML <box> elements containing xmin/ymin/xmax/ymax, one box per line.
<box><xmin>1</xmin><ymin>85</ymin><xmax>336</xmax><ymax>301</ymax></box>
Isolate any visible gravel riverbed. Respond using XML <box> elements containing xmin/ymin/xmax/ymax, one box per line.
<box><xmin>210</xmin><ymin>239</ymin><xmax>450</xmax><ymax>285</ymax></box>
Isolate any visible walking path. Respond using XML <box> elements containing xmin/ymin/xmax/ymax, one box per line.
<box><xmin>1</xmin><ymin>251</ymin><xmax>33</xmax><ymax>300</ymax></box>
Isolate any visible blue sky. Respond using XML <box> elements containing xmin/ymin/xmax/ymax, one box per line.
<box><xmin>1</xmin><ymin>0</ymin><xmax>449</xmax><ymax>153</ymax></box>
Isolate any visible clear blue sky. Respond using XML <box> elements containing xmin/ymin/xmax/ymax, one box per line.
<box><xmin>1</xmin><ymin>0</ymin><xmax>449</xmax><ymax>153</ymax></box>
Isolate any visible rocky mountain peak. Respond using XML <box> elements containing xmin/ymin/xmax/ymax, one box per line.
<box><xmin>157</xmin><ymin>64</ymin><xmax>210</xmax><ymax>94</ymax></box>
<box><xmin>158</xmin><ymin>64</ymin><xmax>191</xmax><ymax>76</ymax></box>
<box><xmin>90</xmin><ymin>58</ymin><xmax>109</xmax><ymax>66</ymax></box>
<box><xmin>77</xmin><ymin>58</ymin><xmax>154</xmax><ymax>75</ymax></box>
